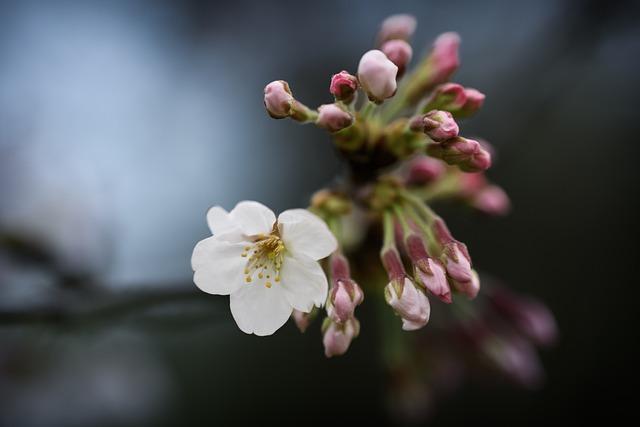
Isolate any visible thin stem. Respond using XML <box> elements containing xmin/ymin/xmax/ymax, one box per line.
<box><xmin>403</xmin><ymin>202</ymin><xmax>435</xmax><ymax>242</ymax></box>
<box><xmin>400</xmin><ymin>190</ymin><xmax>439</xmax><ymax>224</ymax></box>
<box><xmin>391</xmin><ymin>204</ymin><xmax>411</xmax><ymax>236</ymax></box>
<box><xmin>382</xmin><ymin>210</ymin><xmax>396</xmax><ymax>250</ymax></box>
<box><xmin>359</xmin><ymin>100</ymin><xmax>376</xmax><ymax>120</ymax></box>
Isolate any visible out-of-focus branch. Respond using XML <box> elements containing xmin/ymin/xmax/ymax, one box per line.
<box><xmin>0</xmin><ymin>287</ymin><xmax>208</xmax><ymax>327</ymax></box>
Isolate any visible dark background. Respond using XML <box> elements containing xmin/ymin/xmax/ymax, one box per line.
<box><xmin>1</xmin><ymin>0</ymin><xmax>639</xmax><ymax>425</ymax></box>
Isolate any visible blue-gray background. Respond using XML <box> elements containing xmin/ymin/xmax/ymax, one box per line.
<box><xmin>0</xmin><ymin>0</ymin><xmax>638</xmax><ymax>425</ymax></box>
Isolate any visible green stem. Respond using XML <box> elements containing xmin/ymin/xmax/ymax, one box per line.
<box><xmin>391</xmin><ymin>204</ymin><xmax>411</xmax><ymax>236</ymax></box>
<box><xmin>382</xmin><ymin>210</ymin><xmax>396</xmax><ymax>250</ymax></box>
<box><xmin>360</xmin><ymin>100</ymin><xmax>376</xmax><ymax>120</ymax></box>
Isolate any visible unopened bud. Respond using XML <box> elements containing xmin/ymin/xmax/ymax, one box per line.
<box><xmin>264</xmin><ymin>80</ymin><xmax>293</xmax><ymax>119</ymax></box>
<box><xmin>358</xmin><ymin>50</ymin><xmax>398</xmax><ymax>103</ymax></box>
<box><xmin>376</xmin><ymin>14</ymin><xmax>417</xmax><ymax>46</ymax></box>
<box><xmin>405</xmin><ymin>32</ymin><xmax>461</xmax><ymax>104</ymax></box>
<box><xmin>411</xmin><ymin>110</ymin><xmax>459</xmax><ymax>142</ymax></box>
<box><xmin>406</xmin><ymin>156</ymin><xmax>446</xmax><ymax>185</ymax></box>
<box><xmin>381</xmin><ymin>39</ymin><xmax>413</xmax><ymax>77</ymax></box>
<box><xmin>327</xmin><ymin>253</ymin><xmax>363</xmax><ymax>323</ymax></box>
<box><xmin>316</xmin><ymin>104</ymin><xmax>353</xmax><ymax>133</ymax></box>
<box><xmin>420</xmin><ymin>83</ymin><xmax>467</xmax><ymax>113</ymax></box>
<box><xmin>264</xmin><ymin>80</ymin><xmax>317</xmax><ymax>122</ymax></box>
<box><xmin>441</xmin><ymin>241</ymin><xmax>473</xmax><ymax>284</ymax></box>
<box><xmin>471</xmin><ymin>185</ymin><xmax>510</xmax><ymax>216</ymax></box>
<box><xmin>330</xmin><ymin>70</ymin><xmax>358</xmax><ymax>103</ymax></box>
<box><xmin>405</xmin><ymin>232</ymin><xmax>452</xmax><ymax>303</ymax></box>
<box><xmin>426</xmin><ymin>137</ymin><xmax>492</xmax><ymax>172</ymax></box>
<box><xmin>384</xmin><ymin>277</ymin><xmax>431</xmax><ymax>331</ymax></box>
<box><xmin>457</xmin><ymin>88</ymin><xmax>485</xmax><ymax>117</ymax></box>
<box><xmin>451</xmin><ymin>269</ymin><xmax>480</xmax><ymax>299</ymax></box>
<box><xmin>484</xmin><ymin>335</ymin><xmax>544</xmax><ymax>389</ymax></box>
<box><xmin>322</xmin><ymin>317</ymin><xmax>360</xmax><ymax>358</ymax></box>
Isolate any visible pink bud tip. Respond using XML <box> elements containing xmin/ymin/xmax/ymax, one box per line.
<box><xmin>422</xmin><ymin>110</ymin><xmax>459</xmax><ymax>142</ymax></box>
<box><xmin>316</xmin><ymin>104</ymin><xmax>353</xmax><ymax>133</ymax></box>
<box><xmin>292</xmin><ymin>309</ymin><xmax>312</xmax><ymax>333</ymax></box>
<box><xmin>358</xmin><ymin>50</ymin><xmax>398</xmax><ymax>103</ymax></box>
<box><xmin>461</xmin><ymin>88</ymin><xmax>485</xmax><ymax>116</ymax></box>
<box><xmin>443</xmin><ymin>242</ymin><xmax>473</xmax><ymax>283</ymax></box>
<box><xmin>329</xmin><ymin>280</ymin><xmax>364</xmax><ymax>324</ymax></box>
<box><xmin>381</xmin><ymin>39</ymin><xmax>413</xmax><ymax>77</ymax></box>
<box><xmin>323</xmin><ymin>318</ymin><xmax>360</xmax><ymax>358</ymax></box>
<box><xmin>377</xmin><ymin>14</ymin><xmax>417</xmax><ymax>45</ymax></box>
<box><xmin>406</xmin><ymin>156</ymin><xmax>446</xmax><ymax>185</ymax></box>
<box><xmin>330</xmin><ymin>70</ymin><xmax>358</xmax><ymax>102</ymax></box>
<box><xmin>429</xmin><ymin>32</ymin><xmax>461</xmax><ymax>84</ymax></box>
<box><xmin>472</xmin><ymin>185</ymin><xmax>511</xmax><ymax>216</ymax></box>
<box><xmin>263</xmin><ymin>80</ymin><xmax>293</xmax><ymax>119</ymax></box>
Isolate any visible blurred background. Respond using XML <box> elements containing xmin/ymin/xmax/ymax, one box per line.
<box><xmin>1</xmin><ymin>0</ymin><xmax>638</xmax><ymax>425</ymax></box>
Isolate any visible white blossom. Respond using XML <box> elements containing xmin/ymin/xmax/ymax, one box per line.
<box><xmin>192</xmin><ymin>201</ymin><xmax>337</xmax><ymax>336</ymax></box>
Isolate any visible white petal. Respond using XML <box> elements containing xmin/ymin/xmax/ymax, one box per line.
<box><xmin>206</xmin><ymin>206</ymin><xmax>244</xmax><ymax>242</ymax></box>
<box><xmin>191</xmin><ymin>236</ymin><xmax>247</xmax><ymax>295</ymax></box>
<box><xmin>279</xmin><ymin>253</ymin><xmax>328</xmax><ymax>312</ymax></box>
<box><xmin>229</xmin><ymin>201</ymin><xmax>276</xmax><ymax>236</ymax></box>
<box><xmin>230</xmin><ymin>283</ymin><xmax>292</xmax><ymax>336</ymax></box>
<box><xmin>278</xmin><ymin>209</ymin><xmax>337</xmax><ymax>260</ymax></box>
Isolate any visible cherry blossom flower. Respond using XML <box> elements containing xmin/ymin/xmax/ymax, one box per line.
<box><xmin>191</xmin><ymin>201</ymin><xmax>337</xmax><ymax>336</ymax></box>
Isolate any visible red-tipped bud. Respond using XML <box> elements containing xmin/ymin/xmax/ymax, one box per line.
<box><xmin>330</xmin><ymin>70</ymin><xmax>358</xmax><ymax>103</ymax></box>
<box><xmin>405</xmin><ymin>232</ymin><xmax>452</xmax><ymax>303</ymax></box>
<box><xmin>328</xmin><ymin>280</ymin><xmax>364</xmax><ymax>324</ymax></box>
<box><xmin>384</xmin><ymin>277</ymin><xmax>431</xmax><ymax>331</ymax></box>
<box><xmin>406</xmin><ymin>156</ymin><xmax>446</xmax><ymax>185</ymax></box>
<box><xmin>316</xmin><ymin>104</ymin><xmax>353</xmax><ymax>133</ymax></box>
<box><xmin>376</xmin><ymin>14</ymin><xmax>417</xmax><ymax>46</ymax></box>
<box><xmin>472</xmin><ymin>185</ymin><xmax>511</xmax><ymax>216</ymax></box>
<box><xmin>322</xmin><ymin>317</ymin><xmax>360</xmax><ymax>358</ymax></box>
<box><xmin>426</xmin><ymin>137</ymin><xmax>492</xmax><ymax>172</ymax></box>
<box><xmin>381</xmin><ymin>246</ymin><xmax>407</xmax><ymax>281</ymax></box>
<box><xmin>264</xmin><ymin>80</ymin><xmax>293</xmax><ymax>119</ymax></box>
<box><xmin>358</xmin><ymin>50</ymin><xmax>398</xmax><ymax>103</ymax></box>
<box><xmin>327</xmin><ymin>252</ymin><xmax>363</xmax><ymax>324</ymax></box>
<box><xmin>411</xmin><ymin>110</ymin><xmax>459</xmax><ymax>142</ymax></box>
<box><xmin>381</xmin><ymin>39</ymin><xmax>413</xmax><ymax>77</ymax></box>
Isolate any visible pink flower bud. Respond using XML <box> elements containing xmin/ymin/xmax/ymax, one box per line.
<box><xmin>426</xmin><ymin>137</ymin><xmax>492</xmax><ymax>172</ymax></box>
<box><xmin>330</xmin><ymin>70</ymin><xmax>358</xmax><ymax>103</ymax></box>
<box><xmin>291</xmin><ymin>309</ymin><xmax>316</xmax><ymax>333</ymax></box>
<box><xmin>458</xmin><ymin>172</ymin><xmax>488</xmax><ymax>197</ymax></box>
<box><xmin>377</xmin><ymin>14</ymin><xmax>417</xmax><ymax>45</ymax></box>
<box><xmin>358</xmin><ymin>50</ymin><xmax>398</xmax><ymax>103</ymax></box>
<box><xmin>263</xmin><ymin>80</ymin><xmax>293</xmax><ymax>119</ymax></box>
<box><xmin>451</xmin><ymin>269</ymin><xmax>480</xmax><ymax>300</ymax></box>
<box><xmin>442</xmin><ymin>241</ymin><xmax>473</xmax><ymax>283</ymax></box>
<box><xmin>316</xmin><ymin>104</ymin><xmax>353</xmax><ymax>133</ymax></box>
<box><xmin>328</xmin><ymin>280</ymin><xmax>364</xmax><ymax>323</ymax></box>
<box><xmin>405</xmin><ymin>232</ymin><xmax>452</xmax><ymax>303</ymax></box>
<box><xmin>385</xmin><ymin>278</ymin><xmax>431</xmax><ymax>331</ymax></box>
<box><xmin>381</xmin><ymin>246</ymin><xmax>407</xmax><ymax>281</ymax></box>
<box><xmin>488</xmin><ymin>289</ymin><xmax>558</xmax><ymax>347</ymax></box>
<box><xmin>406</xmin><ymin>156</ymin><xmax>446</xmax><ymax>185</ymax></box>
<box><xmin>421</xmin><ymin>83</ymin><xmax>467</xmax><ymax>113</ymax></box>
<box><xmin>322</xmin><ymin>317</ymin><xmax>360</xmax><ymax>358</ymax></box>
<box><xmin>428</xmin><ymin>32</ymin><xmax>461</xmax><ymax>86</ymax></box>
<box><xmin>458</xmin><ymin>88</ymin><xmax>485</xmax><ymax>117</ymax></box>
<box><xmin>414</xmin><ymin>110</ymin><xmax>459</xmax><ymax>142</ymax></box>
<box><xmin>472</xmin><ymin>185</ymin><xmax>511</xmax><ymax>216</ymax></box>
<box><xmin>381</xmin><ymin>39</ymin><xmax>413</xmax><ymax>77</ymax></box>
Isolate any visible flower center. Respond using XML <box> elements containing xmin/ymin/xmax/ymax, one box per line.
<box><xmin>241</xmin><ymin>232</ymin><xmax>285</xmax><ymax>288</ymax></box>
